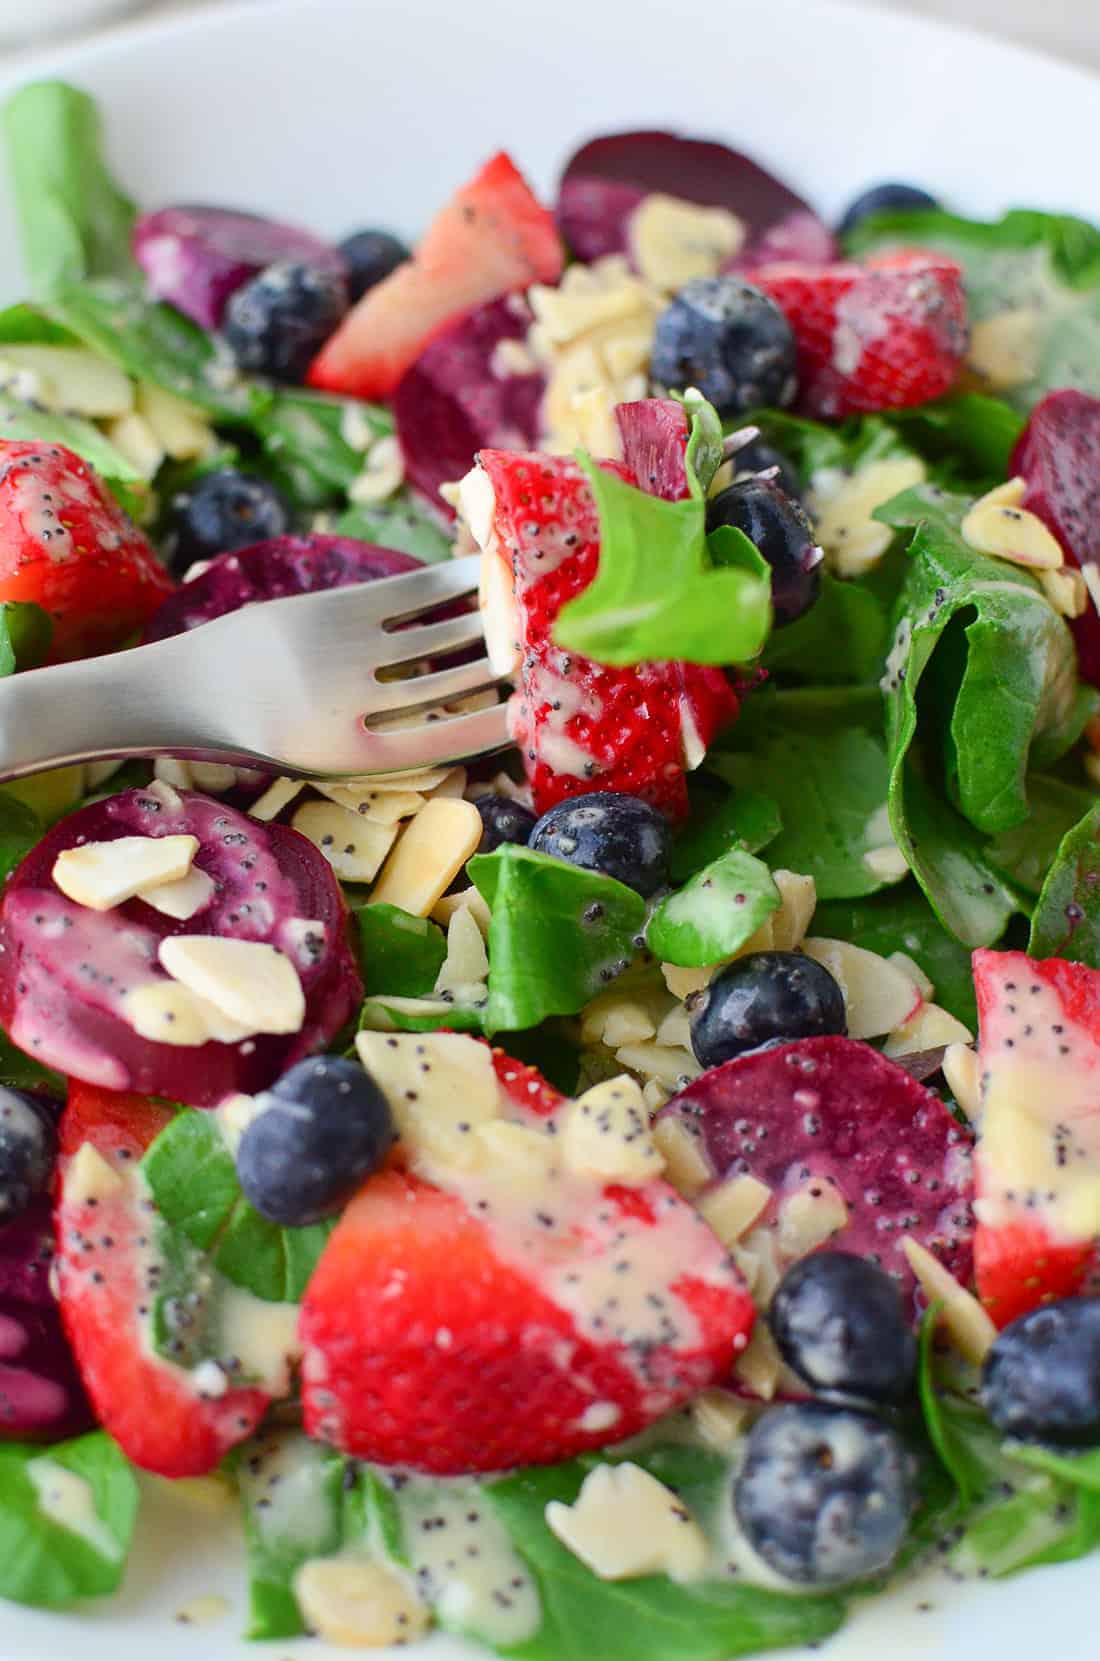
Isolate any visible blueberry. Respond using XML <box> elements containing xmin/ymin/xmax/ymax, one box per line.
<box><xmin>0</xmin><ymin>1089</ymin><xmax>54</xmax><ymax>1224</ymax></box>
<box><xmin>688</xmin><ymin>950</ymin><xmax>846</xmax><ymax>1070</ymax></box>
<box><xmin>167</xmin><ymin>468</ymin><xmax>290</xmax><ymax>571</ymax></box>
<box><xmin>734</xmin><ymin>1402</ymin><xmax>916</xmax><ymax>1585</ymax></box>
<box><xmin>837</xmin><ymin>182</ymin><xmax>940</xmax><ymax>239</ymax></box>
<box><xmin>650</xmin><ymin>277</ymin><xmax>797</xmax><ymax>418</ymax></box>
<box><xmin>529</xmin><ymin>791</ymin><xmax>671</xmax><ymax>897</ymax></box>
<box><xmin>236</xmin><ymin>1056</ymin><xmax>395</xmax><ymax>1227</ymax></box>
<box><xmin>473</xmin><ymin>794</ymin><xmax>537</xmax><ymax>854</ymax></box>
<box><xmin>706</xmin><ymin>478</ymin><xmax>822</xmax><ymax>627</ymax></box>
<box><xmin>981</xmin><ymin>1297</ymin><xmax>1100</xmax><ymax>1446</ymax></box>
<box><xmin>339</xmin><ymin>229</ymin><xmax>410</xmax><ymax>303</ymax></box>
<box><xmin>223</xmin><ymin>260</ymin><xmax>349</xmax><ymax>382</ymax></box>
<box><xmin>769</xmin><ymin>1252</ymin><xmax>917</xmax><ymax>1405</ymax></box>
<box><xmin>730</xmin><ymin>437</ymin><xmax>801</xmax><ymax>502</ymax></box>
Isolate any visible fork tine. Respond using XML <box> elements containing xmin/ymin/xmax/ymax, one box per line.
<box><xmin>375</xmin><ymin>554</ymin><xmax>481</xmax><ymax>623</ymax></box>
<box><xmin>370</xmin><ymin>610</ymin><xmax>486</xmax><ymax>670</ymax></box>
<box><xmin>365</xmin><ymin>657</ymin><xmax>501</xmax><ymax>716</ymax></box>
<box><xmin>359</xmin><ymin>700</ymin><xmax>512</xmax><ymax>772</ymax></box>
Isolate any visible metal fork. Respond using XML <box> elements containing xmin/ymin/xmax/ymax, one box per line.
<box><xmin>0</xmin><ymin>554</ymin><xmax>511</xmax><ymax>781</ymax></box>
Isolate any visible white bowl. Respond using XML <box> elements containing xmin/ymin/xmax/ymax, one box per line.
<box><xmin>0</xmin><ymin>3</ymin><xmax>1098</xmax><ymax>1659</ymax></box>
<box><xmin>0</xmin><ymin>0</ymin><xmax>149</xmax><ymax>47</ymax></box>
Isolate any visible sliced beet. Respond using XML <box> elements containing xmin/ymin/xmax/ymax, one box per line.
<box><xmin>133</xmin><ymin>205</ymin><xmax>346</xmax><ymax>330</ymax></box>
<box><xmin>615</xmin><ymin>398</ymin><xmax>691</xmax><ymax>501</ymax></box>
<box><xmin>393</xmin><ymin>295</ymin><xmax>545</xmax><ymax>511</ymax></box>
<box><xmin>0</xmin><ymin>788</ymin><xmax>362</xmax><ymax>1108</ymax></box>
<box><xmin>557</xmin><ymin>130</ymin><xmax>816</xmax><ymax>265</ymax></box>
<box><xmin>727</xmin><ymin>210</ymin><xmax>837</xmax><ymax>270</ymax></box>
<box><xmin>143</xmin><ymin>534</ymin><xmax>422</xmax><ymax>641</ymax></box>
<box><xmin>0</xmin><ymin>1197</ymin><xmax>94</xmax><ymax>1440</ymax></box>
<box><xmin>1011</xmin><ymin>390</ymin><xmax>1100</xmax><ymax>687</ymax></box>
<box><xmin>659</xmin><ymin>1036</ymin><xmax>974</xmax><ymax>1312</ymax></box>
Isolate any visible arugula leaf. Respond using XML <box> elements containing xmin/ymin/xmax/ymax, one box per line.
<box><xmin>485</xmin><ymin>1454</ymin><xmax>846</xmax><ymax>1661</ymax></box>
<box><xmin>142</xmin><ymin>1109</ymin><xmax>332</xmax><ymax>1304</ymax></box>
<box><xmin>762</xmin><ymin>570</ymin><xmax>891</xmax><ymax>686</ymax></box>
<box><xmin>4</xmin><ymin>81</ymin><xmax>136</xmax><ymax>299</ymax></box>
<box><xmin>0</xmin><ymin>600</ymin><xmax>53</xmax><ymax>677</ymax></box>
<box><xmin>709</xmin><ymin>688</ymin><xmax>900</xmax><ymax>900</ymax></box>
<box><xmin>647</xmin><ymin>847</ymin><xmax>779</xmax><ymax>966</ymax></box>
<box><xmin>986</xmin><ymin>773</ymin><xmax>1096</xmax><ymax>896</ymax></box>
<box><xmin>0</xmin><ymin>1432</ymin><xmax>139</xmax><ymax>1609</ymax></box>
<box><xmin>812</xmin><ymin>883</ymin><xmax>979</xmax><ymax>1028</ymax></box>
<box><xmin>354</xmin><ymin>902</ymin><xmax>447</xmax><ymax>997</ymax></box>
<box><xmin>1029</xmin><ymin>800</ymin><xmax>1100</xmax><ymax>964</ymax></box>
<box><xmin>249</xmin><ymin>388</ymin><xmax>390</xmax><ymax>510</ymax></box>
<box><xmin>333</xmin><ymin>494</ymin><xmax>453</xmax><ymax>564</ymax></box>
<box><xmin>669</xmin><ymin>781</ymin><xmax>781</xmax><ymax>882</ymax></box>
<box><xmin>553</xmin><ymin>444</ymin><xmax>772</xmax><ymax>667</ymax></box>
<box><xmin>469</xmin><ymin>846</ymin><xmax>645</xmax><ymax>1031</ymax></box>
<box><xmin>845</xmin><ymin>205</ymin><xmax>1100</xmax><ymax>410</ymax></box>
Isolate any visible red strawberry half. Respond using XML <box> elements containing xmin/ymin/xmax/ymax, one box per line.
<box><xmin>1011</xmin><ymin>390</ymin><xmax>1100</xmax><ymax>687</ymax></box>
<box><xmin>308</xmin><ymin>152</ymin><xmax>563</xmax><ymax>400</ymax></box>
<box><xmin>745</xmin><ymin>252</ymin><xmax>968</xmax><ymax>419</ymax></box>
<box><xmin>300</xmin><ymin>1046</ymin><xmax>753</xmax><ymax>1473</ymax></box>
<box><xmin>659</xmin><ymin>1036</ymin><xmax>975</xmax><ymax>1316</ymax></box>
<box><xmin>0</xmin><ymin>441</ymin><xmax>174</xmax><ymax>661</ymax></box>
<box><xmin>972</xmin><ymin>949</ymin><xmax>1100</xmax><ymax>1327</ymax></box>
<box><xmin>55</xmin><ymin>1084</ymin><xmax>270</xmax><ymax>1476</ymax></box>
<box><xmin>469</xmin><ymin>400</ymin><xmax>739</xmax><ymax>818</ymax></box>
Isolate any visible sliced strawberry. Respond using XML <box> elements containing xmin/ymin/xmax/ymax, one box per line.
<box><xmin>308</xmin><ymin>153</ymin><xmax>563</xmax><ymax>399</ymax></box>
<box><xmin>470</xmin><ymin>406</ymin><xmax>739</xmax><ymax>818</ymax></box>
<box><xmin>300</xmin><ymin>1049</ymin><xmax>752</xmax><ymax>1474</ymax></box>
<box><xmin>0</xmin><ymin>442</ymin><xmax>174</xmax><ymax>661</ymax></box>
<box><xmin>1011</xmin><ymin>390</ymin><xmax>1100</xmax><ymax>687</ymax></box>
<box><xmin>745</xmin><ymin>252</ymin><xmax>968</xmax><ymax>419</ymax></box>
<box><xmin>972</xmin><ymin>949</ymin><xmax>1100</xmax><ymax>1326</ymax></box>
<box><xmin>659</xmin><ymin>1037</ymin><xmax>975</xmax><ymax>1316</ymax></box>
<box><xmin>55</xmin><ymin>1083</ymin><xmax>269</xmax><ymax>1476</ymax></box>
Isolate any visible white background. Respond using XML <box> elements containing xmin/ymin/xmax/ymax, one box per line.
<box><xmin>2</xmin><ymin>0</ymin><xmax>1100</xmax><ymax>70</ymax></box>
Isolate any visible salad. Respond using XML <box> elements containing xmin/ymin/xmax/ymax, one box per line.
<box><xmin>2</xmin><ymin>72</ymin><xmax>1100</xmax><ymax>1659</ymax></box>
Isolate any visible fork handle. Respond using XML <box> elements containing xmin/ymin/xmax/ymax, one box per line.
<box><xmin>0</xmin><ymin>636</ymin><xmax>242</xmax><ymax>781</ymax></box>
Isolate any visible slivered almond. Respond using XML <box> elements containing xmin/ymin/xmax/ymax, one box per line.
<box><xmin>943</xmin><ymin>1043</ymin><xmax>982</xmax><ymax>1122</ymax></box>
<box><xmin>293</xmin><ymin>1557</ymin><xmax>430</xmax><ymax>1648</ymax></box>
<box><xmin>158</xmin><ymin>937</ymin><xmax>304</xmax><ymax>1035</ymax></box>
<box><xmin>356</xmin><ymin>1029</ymin><xmax>499</xmax><ymax>1170</ymax></box>
<box><xmin>561</xmin><ymin>1076</ymin><xmax>664</xmax><ymax>1186</ymax></box>
<box><xmin>434</xmin><ymin>905</ymin><xmax>489</xmax><ymax>995</ymax></box>
<box><xmin>292</xmin><ymin>800</ymin><xmax>397</xmax><ymax>883</ymax></box>
<box><xmin>698</xmin><ymin>1174</ymin><xmax>772</xmax><ymax>1247</ymax></box>
<box><xmin>53</xmin><ymin>834</ymin><xmax>199</xmax><ymax>912</ymax></box>
<box><xmin>249</xmin><ymin>778</ymin><xmax>304</xmax><ymax>822</ymax></box>
<box><xmin>651</xmin><ymin>1115</ymin><xmax>711</xmax><ymax>1198</ymax></box>
<box><xmin>369</xmin><ymin>798</ymin><xmax>482</xmax><ymax>915</ymax></box>
<box><xmin>431</xmin><ymin>886</ymin><xmax>492</xmax><ymax>937</ymax></box>
<box><xmin>902</xmin><ymin>1236</ymin><xmax>996</xmax><ymax>1365</ymax></box>
<box><xmin>137</xmin><ymin>865</ymin><xmax>215</xmax><ymax>921</ymax></box>
<box><xmin>545</xmin><ymin>1463</ymin><xmax>708</xmax><ymax>1582</ymax></box>
<box><xmin>961</xmin><ymin>479</ymin><xmax>1064</xmax><ymax>569</ymax></box>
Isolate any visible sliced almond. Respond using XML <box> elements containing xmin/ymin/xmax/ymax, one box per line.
<box><xmin>613</xmin><ymin>1041</ymin><xmax>701</xmax><ymax>1091</ymax></box>
<box><xmin>474</xmin><ymin>1119</ymin><xmax>558</xmax><ymax>1181</ymax></box>
<box><xmin>651</xmin><ymin>1115</ymin><xmax>711</xmax><ymax>1199</ymax></box>
<box><xmin>691</xmin><ymin>1389</ymin><xmax>750</xmax><ymax>1452</ymax></box>
<box><xmin>315</xmin><ymin>782</ymin><xmax>426</xmax><ymax>825</ymax></box>
<box><xmin>63</xmin><ymin>1143</ymin><xmax>124</xmax><ymax>1207</ymax></box>
<box><xmin>348</xmin><ymin>433</ymin><xmax>405</xmax><ymax>506</ymax></box>
<box><xmin>887</xmin><ymin>950</ymin><xmax>934</xmax><ymax>1001</ymax></box>
<box><xmin>292</xmin><ymin>799</ymin><xmax>397</xmax><ymax>884</ymax></box>
<box><xmin>628</xmin><ymin>193</ymin><xmax>744</xmax><ymax>292</ymax></box>
<box><xmin>356</xmin><ymin>1029</ymin><xmax>500</xmax><ymax>1170</ymax></box>
<box><xmin>864</xmin><ymin>843</ymin><xmax>909</xmax><ymax>882</ymax></box>
<box><xmin>137</xmin><ymin>381</ymin><xmax>215</xmax><ymax>460</ymax></box>
<box><xmin>801</xmin><ymin>937</ymin><xmax>921</xmax><ymax>1038</ymax></box>
<box><xmin>812</xmin><ymin>456</ymin><xmax>926</xmax><ymax>578</ymax></box>
<box><xmin>53</xmin><ymin>834</ymin><xmax>199</xmax><ymax>912</ymax></box>
<box><xmin>434</xmin><ymin>905</ymin><xmax>489</xmax><ymax>996</ymax></box>
<box><xmin>0</xmin><ymin>344</ymin><xmax>133</xmax><ymax>417</ymax></box>
<box><xmin>654</xmin><ymin>1002</ymin><xmax>692</xmax><ymax>1051</ymax></box>
<box><xmin>732</xmin><ymin>1322</ymin><xmax>783</xmax><ymax>1401</ymax></box>
<box><xmin>697</xmin><ymin>1174</ymin><xmax>772</xmax><ymax>1248</ymax></box>
<box><xmin>369</xmin><ymin>798</ymin><xmax>483</xmax><ymax>916</ymax></box>
<box><xmin>123</xmin><ymin>981</ymin><xmax>217</xmax><ymax>1047</ymax></box>
<box><xmin>431</xmin><ymin>886</ymin><xmax>492</xmax><ymax>938</ymax></box>
<box><xmin>292</xmin><ymin>1557</ymin><xmax>430</xmax><ymax>1649</ymax></box>
<box><xmin>158</xmin><ymin>937</ymin><xmax>304</xmax><ymax>1035</ymax></box>
<box><xmin>661</xmin><ymin>962</ymin><xmax>715</xmax><ymax>1000</ymax></box>
<box><xmin>545</xmin><ymin>1462</ymin><xmax>708</xmax><ymax>1583</ymax></box>
<box><xmin>942</xmin><ymin>1042</ymin><xmax>982</xmax><ymax>1122</ymax></box>
<box><xmin>961</xmin><ymin>480</ymin><xmax>1064</xmax><ymax>570</ymax></box>
<box><xmin>581</xmin><ymin>988</ymin><xmax>660</xmax><ymax>1049</ymax></box>
<box><xmin>769</xmin><ymin>870</ymin><xmax>817</xmax><ymax>952</ymax></box>
<box><xmin>901</xmin><ymin>1236</ymin><xmax>996</xmax><ymax>1365</ymax></box>
<box><xmin>104</xmin><ymin>412</ymin><xmax>164</xmax><ymax>480</ymax></box>
<box><xmin>966</xmin><ymin>309</ymin><xmax>1040</xmax><ymax>391</ymax></box>
<box><xmin>1040</xmin><ymin>566</ymin><xmax>1088</xmax><ymax>619</ymax></box>
<box><xmin>883</xmin><ymin>1000</ymin><xmax>973</xmax><ymax>1058</ymax></box>
<box><xmin>137</xmin><ymin>865</ymin><xmax>215</xmax><ymax>921</ymax></box>
<box><xmin>249</xmin><ymin>778</ymin><xmax>304</xmax><ymax>822</ymax></box>
<box><xmin>776</xmin><ymin>1177</ymin><xmax>849</xmax><ymax>1259</ymax></box>
<box><xmin>562</xmin><ymin>1076</ymin><xmax>664</xmax><ymax>1186</ymax></box>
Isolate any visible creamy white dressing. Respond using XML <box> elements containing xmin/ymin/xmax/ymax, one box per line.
<box><xmin>236</xmin><ymin>1429</ymin><xmax>338</xmax><ymax>1554</ymax></box>
<box><xmin>26</xmin><ymin>1459</ymin><xmax>121</xmax><ymax>1561</ymax></box>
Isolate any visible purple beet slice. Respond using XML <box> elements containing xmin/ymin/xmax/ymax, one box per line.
<box><xmin>0</xmin><ymin>1197</ymin><xmax>94</xmax><ymax>1440</ymax></box>
<box><xmin>659</xmin><ymin>1036</ymin><xmax>974</xmax><ymax>1312</ymax></box>
<box><xmin>615</xmin><ymin>398</ymin><xmax>691</xmax><ymax>501</ymax></box>
<box><xmin>393</xmin><ymin>296</ymin><xmax>545</xmax><ymax>511</ymax></box>
<box><xmin>1011</xmin><ymin>390</ymin><xmax>1100</xmax><ymax>687</ymax></box>
<box><xmin>557</xmin><ymin>130</ymin><xmax>818</xmax><ymax>265</ymax></box>
<box><xmin>0</xmin><ymin>788</ymin><xmax>362</xmax><ymax>1108</ymax></box>
<box><xmin>144</xmin><ymin>534</ymin><xmax>422</xmax><ymax>641</ymax></box>
<box><xmin>133</xmin><ymin>205</ymin><xmax>347</xmax><ymax>330</ymax></box>
<box><xmin>727</xmin><ymin>210</ymin><xmax>837</xmax><ymax>271</ymax></box>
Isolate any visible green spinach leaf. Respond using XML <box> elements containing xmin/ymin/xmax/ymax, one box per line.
<box><xmin>237</xmin><ymin>1431</ymin><xmax>349</xmax><ymax>1640</ymax></box>
<box><xmin>762</xmin><ymin>570</ymin><xmax>891</xmax><ymax>686</ymax></box>
<box><xmin>469</xmin><ymin>846</ymin><xmax>645</xmax><ymax>1031</ymax></box>
<box><xmin>353</xmin><ymin>902</ymin><xmax>447</xmax><ymax>997</ymax></box>
<box><xmin>647</xmin><ymin>847</ymin><xmax>779</xmax><ymax>966</ymax></box>
<box><xmin>4</xmin><ymin>81</ymin><xmax>136</xmax><ymax>298</ymax></box>
<box><xmin>249</xmin><ymin>388</ymin><xmax>390</xmax><ymax>510</ymax></box>
<box><xmin>812</xmin><ymin>882</ymin><xmax>978</xmax><ymax>1028</ymax></box>
<box><xmin>887</xmin><ymin>393</ymin><xmax>1025</xmax><ymax>485</ymax></box>
<box><xmin>0</xmin><ymin>601</ymin><xmax>53</xmax><ymax>676</ymax></box>
<box><xmin>669</xmin><ymin>782</ymin><xmax>781</xmax><ymax>882</ymax></box>
<box><xmin>0</xmin><ymin>1432</ymin><xmax>139</xmax><ymax>1609</ymax></box>
<box><xmin>1029</xmin><ymin>800</ymin><xmax>1100</xmax><ymax>964</ymax></box>
<box><xmin>334</xmin><ymin>494</ymin><xmax>453</xmax><ymax>564</ymax></box>
<box><xmin>0</xmin><ymin>397</ymin><xmax>145</xmax><ymax>484</ymax></box>
<box><xmin>0</xmin><ymin>302</ymin><xmax>81</xmax><ymax>346</ymax></box>
<box><xmin>986</xmin><ymin>773</ymin><xmax>1096</xmax><ymax>896</ymax></box>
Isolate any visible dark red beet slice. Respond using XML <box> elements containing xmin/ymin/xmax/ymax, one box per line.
<box><xmin>728</xmin><ymin>210</ymin><xmax>837</xmax><ymax>271</ymax></box>
<box><xmin>143</xmin><ymin>534</ymin><xmax>422</xmax><ymax>641</ymax></box>
<box><xmin>615</xmin><ymin>398</ymin><xmax>691</xmax><ymax>501</ymax></box>
<box><xmin>659</xmin><ymin>1037</ymin><xmax>974</xmax><ymax>1313</ymax></box>
<box><xmin>1011</xmin><ymin>390</ymin><xmax>1100</xmax><ymax>687</ymax></box>
<box><xmin>0</xmin><ymin>1197</ymin><xmax>94</xmax><ymax>1440</ymax></box>
<box><xmin>393</xmin><ymin>296</ymin><xmax>545</xmax><ymax>512</ymax></box>
<box><xmin>0</xmin><ymin>788</ymin><xmax>362</xmax><ymax>1108</ymax></box>
<box><xmin>133</xmin><ymin>205</ymin><xmax>346</xmax><ymax>330</ymax></box>
<box><xmin>557</xmin><ymin>130</ymin><xmax>817</xmax><ymax>265</ymax></box>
